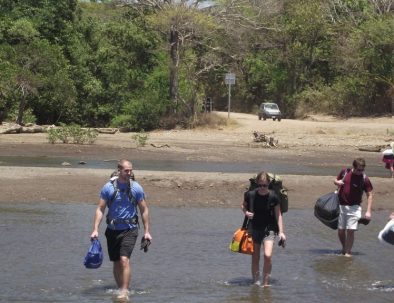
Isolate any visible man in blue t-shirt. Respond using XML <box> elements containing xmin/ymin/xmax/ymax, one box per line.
<box><xmin>90</xmin><ymin>159</ymin><xmax>152</xmax><ymax>300</ymax></box>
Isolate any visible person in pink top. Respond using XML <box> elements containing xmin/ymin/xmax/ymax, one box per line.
<box><xmin>382</xmin><ymin>142</ymin><xmax>394</xmax><ymax>178</ymax></box>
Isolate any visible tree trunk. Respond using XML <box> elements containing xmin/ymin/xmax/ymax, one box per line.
<box><xmin>191</xmin><ymin>88</ymin><xmax>196</xmax><ymax>119</ymax></box>
<box><xmin>16</xmin><ymin>96</ymin><xmax>27</xmax><ymax>125</ymax></box>
<box><xmin>390</xmin><ymin>86</ymin><xmax>394</xmax><ymax>116</ymax></box>
<box><xmin>169</xmin><ymin>27</ymin><xmax>179</xmax><ymax>113</ymax></box>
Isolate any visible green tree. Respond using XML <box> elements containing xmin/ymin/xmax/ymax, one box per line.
<box><xmin>11</xmin><ymin>40</ymin><xmax>76</xmax><ymax>124</ymax></box>
<box><xmin>0</xmin><ymin>1</ymin><xmax>78</xmax><ymax>124</ymax></box>
<box><xmin>118</xmin><ymin>1</ymin><xmax>221</xmax><ymax>117</ymax></box>
<box><xmin>327</xmin><ymin>15</ymin><xmax>394</xmax><ymax>115</ymax></box>
<box><xmin>67</xmin><ymin>3</ymin><xmax>160</xmax><ymax>126</ymax></box>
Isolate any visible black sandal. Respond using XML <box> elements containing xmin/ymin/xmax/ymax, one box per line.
<box><xmin>358</xmin><ymin>217</ymin><xmax>371</xmax><ymax>225</ymax></box>
<box><xmin>140</xmin><ymin>237</ymin><xmax>151</xmax><ymax>253</ymax></box>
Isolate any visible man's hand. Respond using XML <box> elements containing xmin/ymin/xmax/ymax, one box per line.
<box><xmin>140</xmin><ymin>236</ymin><xmax>151</xmax><ymax>253</ymax></box>
<box><xmin>90</xmin><ymin>230</ymin><xmax>99</xmax><ymax>239</ymax></box>
<box><xmin>364</xmin><ymin>211</ymin><xmax>372</xmax><ymax>220</ymax></box>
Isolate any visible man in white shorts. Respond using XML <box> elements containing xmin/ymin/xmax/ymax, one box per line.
<box><xmin>334</xmin><ymin>158</ymin><xmax>373</xmax><ymax>257</ymax></box>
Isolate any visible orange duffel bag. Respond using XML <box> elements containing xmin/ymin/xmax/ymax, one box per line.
<box><xmin>229</xmin><ymin>218</ymin><xmax>254</xmax><ymax>255</ymax></box>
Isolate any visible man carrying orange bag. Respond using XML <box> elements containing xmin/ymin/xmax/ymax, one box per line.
<box><xmin>241</xmin><ymin>171</ymin><xmax>286</xmax><ymax>287</ymax></box>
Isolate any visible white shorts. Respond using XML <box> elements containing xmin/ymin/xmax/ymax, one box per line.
<box><xmin>338</xmin><ymin>205</ymin><xmax>362</xmax><ymax>230</ymax></box>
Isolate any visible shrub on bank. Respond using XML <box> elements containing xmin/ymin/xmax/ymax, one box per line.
<box><xmin>132</xmin><ymin>130</ymin><xmax>149</xmax><ymax>147</ymax></box>
<box><xmin>47</xmin><ymin>124</ymin><xmax>98</xmax><ymax>144</ymax></box>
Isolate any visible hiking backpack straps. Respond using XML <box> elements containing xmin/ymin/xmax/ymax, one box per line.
<box><xmin>108</xmin><ymin>178</ymin><xmax>136</xmax><ymax>207</ymax></box>
<box><xmin>244</xmin><ymin>189</ymin><xmax>277</xmax><ymax>228</ymax></box>
<box><xmin>342</xmin><ymin>168</ymin><xmax>366</xmax><ymax>191</ymax></box>
<box><xmin>242</xmin><ymin>189</ymin><xmax>256</xmax><ymax>229</ymax></box>
<box><xmin>246</xmin><ymin>189</ymin><xmax>277</xmax><ymax>212</ymax></box>
<box><xmin>106</xmin><ymin>178</ymin><xmax>139</xmax><ymax>227</ymax></box>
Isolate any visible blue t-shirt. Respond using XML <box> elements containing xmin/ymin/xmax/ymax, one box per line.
<box><xmin>100</xmin><ymin>180</ymin><xmax>145</xmax><ymax>230</ymax></box>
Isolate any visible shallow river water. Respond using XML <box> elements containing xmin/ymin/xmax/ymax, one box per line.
<box><xmin>0</xmin><ymin>203</ymin><xmax>392</xmax><ymax>303</ymax></box>
<box><xmin>0</xmin><ymin>155</ymin><xmax>388</xmax><ymax>177</ymax></box>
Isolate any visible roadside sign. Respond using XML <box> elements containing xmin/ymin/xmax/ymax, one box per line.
<box><xmin>225</xmin><ymin>73</ymin><xmax>236</xmax><ymax>85</ymax></box>
<box><xmin>225</xmin><ymin>73</ymin><xmax>236</xmax><ymax>118</ymax></box>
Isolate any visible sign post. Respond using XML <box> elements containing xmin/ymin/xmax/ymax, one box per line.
<box><xmin>225</xmin><ymin>73</ymin><xmax>236</xmax><ymax>118</ymax></box>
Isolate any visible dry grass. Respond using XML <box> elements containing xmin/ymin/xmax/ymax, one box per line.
<box><xmin>387</xmin><ymin>128</ymin><xmax>394</xmax><ymax>136</ymax></box>
<box><xmin>192</xmin><ymin>112</ymin><xmax>238</xmax><ymax>129</ymax></box>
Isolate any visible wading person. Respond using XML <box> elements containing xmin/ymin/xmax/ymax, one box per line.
<box><xmin>382</xmin><ymin>142</ymin><xmax>394</xmax><ymax>178</ymax></box>
<box><xmin>241</xmin><ymin>171</ymin><xmax>286</xmax><ymax>287</ymax></box>
<box><xmin>90</xmin><ymin>159</ymin><xmax>152</xmax><ymax>300</ymax></box>
<box><xmin>334</xmin><ymin>158</ymin><xmax>373</xmax><ymax>257</ymax></box>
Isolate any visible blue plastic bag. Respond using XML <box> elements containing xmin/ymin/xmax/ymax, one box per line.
<box><xmin>84</xmin><ymin>238</ymin><xmax>103</xmax><ymax>269</ymax></box>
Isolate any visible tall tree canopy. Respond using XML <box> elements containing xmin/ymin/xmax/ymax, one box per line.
<box><xmin>0</xmin><ymin>0</ymin><xmax>392</xmax><ymax>129</ymax></box>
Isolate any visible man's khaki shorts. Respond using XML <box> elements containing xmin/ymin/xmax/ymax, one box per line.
<box><xmin>338</xmin><ymin>205</ymin><xmax>362</xmax><ymax>230</ymax></box>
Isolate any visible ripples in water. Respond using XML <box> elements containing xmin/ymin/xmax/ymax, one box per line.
<box><xmin>0</xmin><ymin>203</ymin><xmax>392</xmax><ymax>303</ymax></box>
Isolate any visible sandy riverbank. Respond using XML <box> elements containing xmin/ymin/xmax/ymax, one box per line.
<box><xmin>0</xmin><ymin>112</ymin><xmax>393</xmax><ymax>211</ymax></box>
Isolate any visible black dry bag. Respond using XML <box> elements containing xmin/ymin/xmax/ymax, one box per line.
<box><xmin>314</xmin><ymin>191</ymin><xmax>340</xmax><ymax>230</ymax></box>
<box><xmin>84</xmin><ymin>238</ymin><xmax>103</xmax><ymax>269</ymax></box>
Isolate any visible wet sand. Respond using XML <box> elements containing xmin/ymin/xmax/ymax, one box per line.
<box><xmin>0</xmin><ymin>112</ymin><xmax>393</xmax><ymax>211</ymax></box>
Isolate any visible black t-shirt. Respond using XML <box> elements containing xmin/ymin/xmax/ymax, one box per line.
<box><xmin>246</xmin><ymin>190</ymin><xmax>279</xmax><ymax>232</ymax></box>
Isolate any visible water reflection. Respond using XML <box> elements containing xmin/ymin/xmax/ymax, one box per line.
<box><xmin>224</xmin><ymin>286</ymin><xmax>273</xmax><ymax>303</ymax></box>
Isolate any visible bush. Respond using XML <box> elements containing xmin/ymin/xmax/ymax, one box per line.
<box><xmin>7</xmin><ymin>108</ymin><xmax>37</xmax><ymax>125</ymax></box>
<box><xmin>294</xmin><ymin>87</ymin><xmax>330</xmax><ymax>118</ymax></box>
<box><xmin>294</xmin><ymin>76</ymin><xmax>377</xmax><ymax>118</ymax></box>
<box><xmin>158</xmin><ymin>111</ymin><xmax>190</xmax><ymax>129</ymax></box>
<box><xmin>191</xmin><ymin>112</ymin><xmax>231</xmax><ymax>128</ymax></box>
<box><xmin>132</xmin><ymin>130</ymin><xmax>149</xmax><ymax>147</ymax></box>
<box><xmin>111</xmin><ymin>99</ymin><xmax>164</xmax><ymax>131</ymax></box>
<box><xmin>47</xmin><ymin>124</ymin><xmax>98</xmax><ymax>144</ymax></box>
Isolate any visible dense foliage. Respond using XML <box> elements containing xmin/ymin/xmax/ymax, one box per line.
<box><xmin>0</xmin><ymin>0</ymin><xmax>392</xmax><ymax>130</ymax></box>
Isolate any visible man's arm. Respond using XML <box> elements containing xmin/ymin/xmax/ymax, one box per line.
<box><xmin>138</xmin><ymin>199</ymin><xmax>152</xmax><ymax>241</ymax></box>
<box><xmin>364</xmin><ymin>191</ymin><xmax>373</xmax><ymax>219</ymax></box>
<box><xmin>334</xmin><ymin>178</ymin><xmax>344</xmax><ymax>186</ymax></box>
<box><xmin>334</xmin><ymin>169</ymin><xmax>345</xmax><ymax>186</ymax></box>
<box><xmin>90</xmin><ymin>198</ymin><xmax>106</xmax><ymax>239</ymax></box>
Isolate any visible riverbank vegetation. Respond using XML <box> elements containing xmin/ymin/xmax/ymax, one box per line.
<box><xmin>0</xmin><ymin>0</ymin><xmax>392</xmax><ymax>130</ymax></box>
<box><xmin>47</xmin><ymin>124</ymin><xmax>98</xmax><ymax>144</ymax></box>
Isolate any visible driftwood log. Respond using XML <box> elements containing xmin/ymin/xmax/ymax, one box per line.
<box><xmin>252</xmin><ymin>131</ymin><xmax>278</xmax><ymax>147</ymax></box>
<box><xmin>94</xmin><ymin>128</ymin><xmax>118</xmax><ymax>134</ymax></box>
<box><xmin>0</xmin><ymin>123</ymin><xmax>22</xmax><ymax>134</ymax></box>
<box><xmin>358</xmin><ymin>145</ymin><xmax>386</xmax><ymax>152</ymax></box>
<box><xmin>151</xmin><ymin>143</ymin><xmax>170</xmax><ymax>148</ymax></box>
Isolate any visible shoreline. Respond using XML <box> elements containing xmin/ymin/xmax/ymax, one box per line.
<box><xmin>1</xmin><ymin>113</ymin><xmax>393</xmax><ymax>211</ymax></box>
<box><xmin>1</xmin><ymin>166</ymin><xmax>393</xmax><ymax>210</ymax></box>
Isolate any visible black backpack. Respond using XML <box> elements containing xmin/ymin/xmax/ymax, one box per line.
<box><xmin>248</xmin><ymin>173</ymin><xmax>288</xmax><ymax>213</ymax></box>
